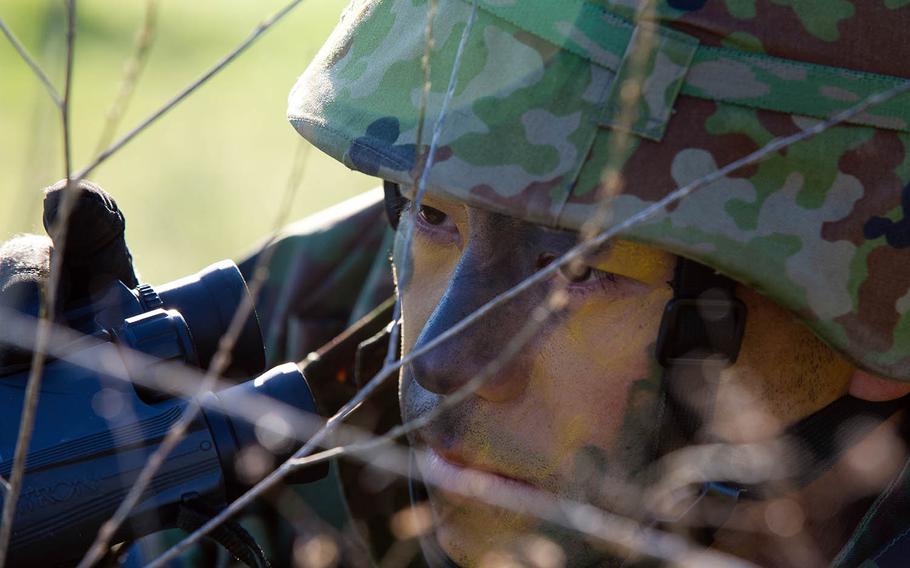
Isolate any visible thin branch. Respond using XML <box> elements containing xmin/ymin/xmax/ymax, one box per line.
<box><xmin>0</xmin><ymin>15</ymin><xmax>62</xmax><ymax>106</ymax></box>
<box><xmin>0</xmin><ymin>306</ymin><xmax>749</xmax><ymax>568</ymax></box>
<box><xmin>146</xmin><ymin>292</ymin><xmax>552</xmax><ymax>563</ymax></box>
<box><xmin>382</xmin><ymin>0</ymin><xmax>473</xmax><ymax>379</ymax></box>
<box><xmin>74</xmin><ymin>0</ymin><xmax>310</xmax><ymax>181</ymax></box>
<box><xmin>143</xmin><ymin>6</ymin><xmax>481</xmax><ymax>561</ymax></box>
<box><xmin>143</xmin><ymin>75</ymin><xmax>910</xmax><ymax>566</ymax></box>
<box><xmin>309</xmin><ymin>0</ymin><xmax>477</xmax><ymax>483</ymax></box>
<box><xmin>412</xmin><ymin>0</ymin><xmax>437</xmax><ymax>154</ymax></box>
<box><xmin>353</xmin><ymin>447</ymin><xmax>751</xmax><ymax>568</ymax></box>
<box><xmin>143</xmin><ymin>294</ymin><xmax>748</xmax><ymax>566</ymax></box>
<box><xmin>155</xmin><ymin>417</ymin><xmax>753</xmax><ymax>568</ymax></box>
<box><xmin>382</xmin><ymin>298</ymin><xmax>401</xmax><ymax>368</ymax></box>
<box><xmin>398</xmin><ymin>0</ymin><xmax>477</xmax><ymax>286</ymax></box>
<box><xmin>0</xmin><ymin>307</ymin><xmax>327</xmax><ymax>452</ymax></box>
<box><xmin>93</xmin><ymin>0</ymin><xmax>159</xmax><ymax>156</ymax></box>
<box><xmin>0</xmin><ymin>303</ymin><xmax>747</xmax><ymax>567</ymax></box>
<box><xmin>62</xmin><ymin>1</ymin><xmax>76</xmax><ymax>187</ymax></box>
<box><xmin>391</xmin><ymin>448</ymin><xmax>752</xmax><ymax>568</ymax></box>
<box><xmin>0</xmin><ymin>2</ymin><xmax>77</xmax><ymax>564</ymax></box>
<box><xmin>579</xmin><ymin>2</ymin><xmax>659</xmax><ymax>242</ymax></box>
<box><xmin>283</xmin><ymin>293</ymin><xmax>563</xmax><ymax>487</ymax></box>
<box><xmin>76</xmin><ymin>142</ymin><xmax>310</xmax><ymax>567</ymax></box>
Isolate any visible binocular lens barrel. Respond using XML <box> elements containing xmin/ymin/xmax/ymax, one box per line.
<box><xmin>156</xmin><ymin>260</ymin><xmax>265</xmax><ymax>378</ymax></box>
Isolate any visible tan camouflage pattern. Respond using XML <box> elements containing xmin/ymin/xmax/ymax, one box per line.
<box><xmin>287</xmin><ymin>0</ymin><xmax>910</xmax><ymax>380</ymax></box>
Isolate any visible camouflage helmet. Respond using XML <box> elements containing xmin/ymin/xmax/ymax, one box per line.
<box><xmin>288</xmin><ymin>0</ymin><xmax>910</xmax><ymax>381</ymax></box>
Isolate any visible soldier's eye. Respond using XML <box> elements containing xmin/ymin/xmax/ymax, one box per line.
<box><xmin>418</xmin><ymin>205</ymin><xmax>448</xmax><ymax>226</ymax></box>
<box><xmin>557</xmin><ymin>261</ymin><xmax>618</xmax><ymax>290</ymax></box>
<box><xmin>559</xmin><ymin>263</ymin><xmax>593</xmax><ymax>283</ymax></box>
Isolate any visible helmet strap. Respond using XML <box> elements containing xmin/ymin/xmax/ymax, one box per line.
<box><xmin>651</xmin><ymin>258</ymin><xmax>909</xmax><ymax>543</ymax></box>
<box><xmin>654</xmin><ymin>257</ymin><xmax>747</xmax><ymax>453</ymax></box>
<box><xmin>650</xmin><ymin>257</ymin><xmax>747</xmax><ymax>543</ymax></box>
<box><xmin>730</xmin><ymin>393</ymin><xmax>909</xmax><ymax>498</ymax></box>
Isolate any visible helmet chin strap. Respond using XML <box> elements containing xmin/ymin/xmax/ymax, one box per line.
<box><xmin>647</xmin><ymin>257</ymin><xmax>747</xmax><ymax>543</ymax></box>
<box><xmin>655</xmin><ymin>258</ymin><xmax>747</xmax><ymax>452</ymax></box>
<box><xmin>652</xmin><ymin>257</ymin><xmax>909</xmax><ymax>544</ymax></box>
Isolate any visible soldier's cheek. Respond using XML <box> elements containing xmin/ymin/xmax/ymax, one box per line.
<box><xmin>528</xmin><ymin>290</ymin><xmax>669</xmax><ymax>477</ymax></box>
<box><xmin>394</xmin><ymin>231</ymin><xmax>461</xmax><ymax>355</ymax></box>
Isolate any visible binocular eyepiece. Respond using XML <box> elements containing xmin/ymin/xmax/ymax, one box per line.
<box><xmin>63</xmin><ymin>259</ymin><xmax>266</xmax><ymax>380</ymax></box>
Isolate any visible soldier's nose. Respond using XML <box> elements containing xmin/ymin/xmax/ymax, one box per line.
<box><xmin>407</xmin><ymin>247</ymin><xmax>545</xmax><ymax>402</ymax></box>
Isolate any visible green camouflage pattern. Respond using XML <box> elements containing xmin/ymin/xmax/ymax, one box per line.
<box><xmin>287</xmin><ymin>0</ymin><xmax>910</xmax><ymax>380</ymax></box>
<box><xmin>238</xmin><ymin>188</ymin><xmax>394</xmax><ymax>365</ymax></box>
<box><xmin>235</xmin><ymin>189</ymin><xmax>395</xmax><ymax>567</ymax></box>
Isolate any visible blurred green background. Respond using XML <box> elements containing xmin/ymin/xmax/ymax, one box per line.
<box><xmin>0</xmin><ymin>0</ymin><xmax>375</xmax><ymax>284</ymax></box>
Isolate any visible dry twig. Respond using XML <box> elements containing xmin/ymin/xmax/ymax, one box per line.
<box><xmin>0</xmin><ymin>15</ymin><xmax>62</xmax><ymax>105</ymax></box>
<box><xmin>76</xmin><ymin>142</ymin><xmax>310</xmax><ymax>567</ymax></box>
<box><xmin>74</xmin><ymin>0</ymin><xmax>311</xmax><ymax>181</ymax></box>
<box><xmin>0</xmin><ymin>2</ymin><xmax>77</xmax><ymax>563</ymax></box>
<box><xmin>146</xmin><ymin>72</ymin><xmax>910</xmax><ymax>565</ymax></box>
<box><xmin>93</xmin><ymin>0</ymin><xmax>160</xmax><ymax>156</ymax></box>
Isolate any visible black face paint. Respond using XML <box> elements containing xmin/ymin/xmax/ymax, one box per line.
<box><xmin>575</xmin><ymin>444</ymin><xmax>612</xmax><ymax>503</ymax></box>
<box><xmin>615</xmin><ymin>348</ymin><xmax>666</xmax><ymax>478</ymax></box>
<box><xmin>401</xmin><ymin>210</ymin><xmax>572</xmax><ymax>399</ymax></box>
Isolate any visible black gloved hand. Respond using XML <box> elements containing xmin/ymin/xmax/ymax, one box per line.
<box><xmin>0</xmin><ymin>234</ymin><xmax>51</xmax><ymax>318</ymax></box>
<box><xmin>42</xmin><ymin>179</ymin><xmax>138</xmax><ymax>309</ymax></box>
<box><xmin>0</xmin><ymin>180</ymin><xmax>138</xmax><ymax>369</ymax></box>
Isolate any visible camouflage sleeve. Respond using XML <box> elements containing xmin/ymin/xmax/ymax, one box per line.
<box><xmin>226</xmin><ymin>188</ymin><xmax>397</xmax><ymax>567</ymax></box>
<box><xmin>237</xmin><ymin>187</ymin><xmax>396</xmax><ymax>366</ymax></box>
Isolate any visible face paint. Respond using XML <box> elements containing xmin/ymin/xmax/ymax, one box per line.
<box><xmin>396</xmin><ymin>199</ymin><xmax>676</xmax><ymax>566</ymax></box>
<box><xmin>590</xmin><ymin>239</ymin><xmax>675</xmax><ymax>286</ymax></box>
<box><xmin>394</xmin><ymin>201</ymin><xmax>855</xmax><ymax>566</ymax></box>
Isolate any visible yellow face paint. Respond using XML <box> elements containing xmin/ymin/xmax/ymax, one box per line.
<box><xmin>591</xmin><ymin>239</ymin><xmax>674</xmax><ymax>285</ymax></box>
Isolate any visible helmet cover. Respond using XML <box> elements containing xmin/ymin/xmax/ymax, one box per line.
<box><xmin>288</xmin><ymin>0</ymin><xmax>910</xmax><ymax>380</ymax></box>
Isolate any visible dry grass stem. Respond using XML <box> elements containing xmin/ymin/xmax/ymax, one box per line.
<box><xmin>76</xmin><ymin>142</ymin><xmax>310</xmax><ymax>567</ymax></box>
<box><xmin>93</xmin><ymin>0</ymin><xmax>160</xmax><ymax>156</ymax></box>
<box><xmin>0</xmin><ymin>15</ymin><xmax>62</xmax><ymax>105</ymax></box>
<box><xmin>74</xmin><ymin>0</ymin><xmax>312</xmax><ymax>182</ymax></box>
<box><xmin>0</xmin><ymin>2</ymin><xmax>77</xmax><ymax>563</ymax></box>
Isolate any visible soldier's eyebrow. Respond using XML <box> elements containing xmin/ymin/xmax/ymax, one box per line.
<box><xmin>582</xmin><ymin>239</ymin><xmax>614</xmax><ymax>260</ymax></box>
<box><xmin>536</xmin><ymin>224</ymin><xmax>614</xmax><ymax>260</ymax></box>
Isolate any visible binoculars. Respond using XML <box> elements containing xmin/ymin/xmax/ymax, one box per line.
<box><xmin>0</xmin><ymin>260</ymin><xmax>327</xmax><ymax>566</ymax></box>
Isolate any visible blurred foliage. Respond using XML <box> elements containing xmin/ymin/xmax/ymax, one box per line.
<box><xmin>0</xmin><ymin>0</ymin><xmax>376</xmax><ymax>283</ymax></box>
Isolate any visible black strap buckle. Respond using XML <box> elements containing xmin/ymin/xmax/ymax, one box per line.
<box><xmin>656</xmin><ymin>296</ymin><xmax>747</xmax><ymax>367</ymax></box>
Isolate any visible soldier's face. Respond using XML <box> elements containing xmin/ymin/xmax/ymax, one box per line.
<box><xmin>394</xmin><ymin>195</ymin><xmax>852</xmax><ymax>566</ymax></box>
<box><xmin>394</xmin><ymin>195</ymin><xmax>675</xmax><ymax>565</ymax></box>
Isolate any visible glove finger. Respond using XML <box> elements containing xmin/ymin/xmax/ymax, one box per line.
<box><xmin>42</xmin><ymin>179</ymin><xmax>139</xmax><ymax>305</ymax></box>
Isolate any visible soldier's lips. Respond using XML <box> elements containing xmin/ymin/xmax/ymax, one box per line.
<box><xmin>418</xmin><ymin>446</ymin><xmax>537</xmax><ymax>504</ymax></box>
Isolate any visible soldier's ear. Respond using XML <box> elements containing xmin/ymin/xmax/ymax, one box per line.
<box><xmin>849</xmin><ymin>370</ymin><xmax>910</xmax><ymax>402</ymax></box>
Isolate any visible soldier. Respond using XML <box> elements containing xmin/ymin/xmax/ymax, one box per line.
<box><xmin>249</xmin><ymin>0</ymin><xmax>910</xmax><ymax>566</ymax></box>
<box><xmin>3</xmin><ymin>1</ymin><xmax>910</xmax><ymax>566</ymax></box>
